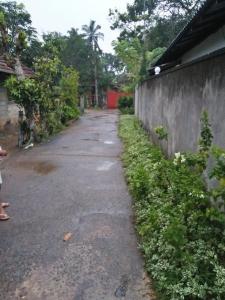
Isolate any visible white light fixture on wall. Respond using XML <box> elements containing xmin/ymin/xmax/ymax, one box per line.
<box><xmin>154</xmin><ymin>66</ymin><xmax>161</xmax><ymax>75</ymax></box>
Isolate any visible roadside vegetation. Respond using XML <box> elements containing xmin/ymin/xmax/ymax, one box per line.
<box><xmin>110</xmin><ymin>0</ymin><xmax>204</xmax><ymax>90</ymax></box>
<box><xmin>118</xmin><ymin>96</ymin><xmax>134</xmax><ymax>115</ymax></box>
<box><xmin>119</xmin><ymin>114</ymin><xmax>225</xmax><ymax>300</ymax></box>
<box><xmin>0</xmin><ymin>1</ymin><xmax>125</xmax><ymax>144</ymax></box>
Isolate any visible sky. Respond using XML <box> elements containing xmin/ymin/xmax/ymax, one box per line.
<box><xmin>16</xmin><ymin>0</ymin><xmax>133</xmax><ymax>53</ymax></box>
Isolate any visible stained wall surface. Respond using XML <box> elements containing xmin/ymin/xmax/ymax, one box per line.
<box><xmin>135</xmin><ymin>53</ymin><xmax>225</xmax><ymax>156</ymax></box>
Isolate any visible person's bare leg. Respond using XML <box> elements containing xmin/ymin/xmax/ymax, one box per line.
<box><xmin>0</xmin><ymin>148</ymin><xmax>9</xmax><ymax>220</ymax></box>
<box><xmin>0</xmin><ymin>201</ymin><xmax>10</xmax><ymax>221</ymax></box>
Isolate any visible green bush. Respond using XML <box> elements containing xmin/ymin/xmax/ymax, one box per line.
<box><xmin>61</xmin><ymin>105</ymin><xmax>79</xmax><ymax>124</ymax></box>
<box><xmin>119</xmin><ymin>115</ymin><xmax>225</xmax><ymax>300</ymax></box>
<box><xmin>118</xmin><ymin>96</ymin><xmax>134</xmax><ymax>114</ymax></box>
<box><xmin>5</xmin><ymin>76</ymin><xmax>41</xmax><ymax>118</ymax></box>
<box><xmin>5</xmin><ymin>57</ymin><xmax>80</xmax><ymax>141</ymax></box>
<box><xmin>45</xmin><ymin>111</ymin><xmax>63</xmax><ymax>135</ymax></box>
<box><xmin>60</xmin><ymin>67</ymin><xmax>80</xmax><ymax>123</ymax></box>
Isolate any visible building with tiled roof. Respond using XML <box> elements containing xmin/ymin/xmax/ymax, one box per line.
<box><xmin>0</xmin><ymin>56</ymin><xmax>34</xmax><ymax>129</ymax></box>
<box><xmin>0</xmin><ymin>56</ymin><xmax>34</xmax><ymax>79</ymax></box>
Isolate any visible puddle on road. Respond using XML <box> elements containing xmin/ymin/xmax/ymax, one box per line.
<box><xmin>97</xmin><ymin>161</ymin><xmax>115</xmax><ymax>171</ymax></box>
<box><xmin>115</xmin><ymin>275</ymin><xmax>129</xmax><ymax>298</ymax></box>
<box><xmin>16</xmin><ymin>161</ymin><xmax>57</xmax><ymax>175</ymax></box>
<box><xmin>81</xmin><ymin>138</ymin><xmax>99</xmax><ymax>142</ymax></box>
<box><xmin>90</xmin><ymin>115</ymin><xmax>108</xmax><ymax>120</ymax></box>
<box><xmin>104</xmin><ymin>141</ymin><xmax>114</xmax><ymax>145</ymax></box>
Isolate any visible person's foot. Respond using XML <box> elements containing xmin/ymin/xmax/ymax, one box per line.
<box><xmin>0</xmin><ymin>213</ymin><xmax>10</xmax><ymax>221</ymax></box>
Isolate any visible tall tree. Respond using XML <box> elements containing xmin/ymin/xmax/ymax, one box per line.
<box><xmin>0</xmin><ymin>1</ymin><xmax>38</xmax><ymax>79</ymax></box>
<box><xmin>113</xmin><ymin>37</ymin><xmax>143</xmax><ymax>90</ymax></box>
<box><xmin>59</xmin><ymin>28</ymin><xmax>93</xmax><ymax>95</ymax></box>
<box><xmin>110</xmin><ymin>0</ymin><xmax>204</xmax><ymax>44</ymax></box>
<box><xmin>110</xmin><ymin>0</ymin><xmax>205</xmax><ymax>82</ymax></box>
<box><xmin>82</xmin><ymin>20</ymin><xmax>104</xmax><ymax>106</ymax></box>
<box><xmin>0</xmin><ymin>1</ymin><xmax>36</xmax><ymax>55</ymax></box>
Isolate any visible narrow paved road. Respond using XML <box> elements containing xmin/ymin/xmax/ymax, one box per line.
<box><xmin>0</xmin><ymin>110</ymin><xmax>153</xmax><ymax>300</ymax></box>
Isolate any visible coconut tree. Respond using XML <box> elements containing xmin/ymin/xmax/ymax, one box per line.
<box><xmin>82</xmin><ymin>20</ymin><xmax>104</xmax><ymax>107</ymax></box>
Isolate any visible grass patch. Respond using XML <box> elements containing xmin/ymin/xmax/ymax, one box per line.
<box><xmin>119</xmin><ymin>115</ymin><xmax>225</xmax><ymax>300</ymax></box>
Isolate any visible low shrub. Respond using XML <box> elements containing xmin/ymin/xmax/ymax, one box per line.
<box><xmin>45</xmin><ymin>111</ymin><xmax>64</xmax><ymax>135</ymax></box>
<box><xmin>118</xmin><ymin>96</ymin><xmax>134</xmax><ymax>114</ymax></box>
<box><xmin>61</xmin><ymin>105</ymin><xmax>79</xmax><ymax>124</ymax></box>
<box><xmin>119</xmin><ymin>115</ymin><xmax>225</xmax><ymax>300</ymax></box>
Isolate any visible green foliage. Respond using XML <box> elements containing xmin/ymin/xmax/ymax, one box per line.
<box><xmin>60</xmin><ymin>67</ymin><xmax>80</xmax><ymax>123</ymax></box>
<box><xmin>113</xmin><ymin>37</ymin><xmax>142</xmax><ymax>89</ymax></box>
<box><xmin>59</xmin><ymin>28</ymin><xmax>93</xmax><ymax>95</ymax></box>
<box><xmin>210</xmin><ymin>146</ymin><xmax>225</xmax><ymax>209</ymax></box>
<box><xmin>199</xmin><ymin>111</ymin><xmax>213</xmax><ymax>153</ymax></box>
<box><xmin>82</xmin><ymin>20</ymin><xmax>104</xmax><ymax>106</ymax></box>
<box><xmin>110</xmin><ymin>0</ymin><xmax>204</xmax><ymax>84</ymax></box>
<box><xmin>5</xmin><ymin>76</ymin><xmax>41</xmax><ymax>118</ymax></box>
<box><xmin>82</xmin><ymin>20</ymin><xmax>104</xmax><ymax>51</ymax></box>
<box><xmin>119</xmin><ymin>115</ymin><xmax>225</xmax><ymax>300</ymax></box>
<box><xmin>118</xmin><ymin>96</ymin><xmax>134</xmax><ymax>114</ymax></box>
<box><xmin>6</xmin><ymin>53</ymin><xmax>80</xmax><ymax>139</ymax></box>
<box><xmin>154</xmin><ymin>126</ymin><xmax>168</xmax><ymax>140</ymax></box>
<box><xmin>44</xmin><ymin>111</ymin><xmax>63</xmax><ymax>135</ymax></box>
<box><xmin>0</xmin><ymin>1</ymin><xmax>36</xmax><ymax>55</ymax></box>
<box><xmin>0</xmin><ymin>11</ymin><xmax>5</xmax><ymax>25</ymax></box>
<box><xmin>110</xmin><ymin>0</ymin><xmax>204</xmax><ymax>43</ymax></box>
<box><xmin>99</xmin><ymin>53</ymin><xmax>124</xmax><ymax>90</ymax></box>
<box><xmin>145</xmin><ymin>16</ymin><xmax>187</xmax><ymax>51</ymax></box>
<box><xmin>146</xmin><ymin>47</ymin><xmax>166</xmax><ymax>67</ymax></box>
<box><xmin>35</xmin><ymin>56</ymin><xmax>62</xmax><ymax>87</ymax></box>
<box><xmin>35</xmin><ymin>55</ymin><xmax>80</xmax><ymax>132</ymax></box>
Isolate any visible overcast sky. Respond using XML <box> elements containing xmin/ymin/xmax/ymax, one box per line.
<box><xmin>16</xmin><ymin>0</ymin><xmax>133</xmax><ymax>53</ymax></box>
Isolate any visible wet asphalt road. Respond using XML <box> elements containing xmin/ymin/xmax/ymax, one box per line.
<box><xmin>0</xmin><ymin>110</ymin><xmax>153</xmax><ymax>300</ymax></box>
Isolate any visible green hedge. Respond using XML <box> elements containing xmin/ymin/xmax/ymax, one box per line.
<box><xmin>119</xmin><ymin>115</ymin><xmax>225</xmax><ymax>300</ymax></box>
<box><xmin>118</xmin><ymin>96</ymin><xmax>134</xmax><ymax>114</ymax></box>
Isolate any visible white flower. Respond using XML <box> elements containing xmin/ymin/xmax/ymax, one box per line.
<box><xmin>189</xmin><ymin>191</ymin><xmax>204</xmax><ymax>199</ymax></box>
<box><xmin>175</xmin><ymin>152</ymin><xmax>181</xmax><ymax>159</ymax></box>
<box><xmin>181</xmin><ymin>155</ymin><xmax>186</xmax><ymax>163</ymax></box>
<box><xmin>173</xmin><ymin>153</ymin><xmax>186</xmax><ymax>164</ymax></box>
<box><xmin>173</xmin><ymin>159</ymin><xmax>178</xmax><ymax>166</ymax></box>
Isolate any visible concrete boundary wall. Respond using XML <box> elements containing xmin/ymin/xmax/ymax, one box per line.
<box><xmin>0</xmin><ymin>88</ymin><xmax>19</xmax><ymax>129</ymax></box>
<box><xmin>0</xmin><ymin>87</ymin><xmax>9</xmax><ymax>128</ymax></box>
<box><xmin>135</xmin><ymin>52</ymin><xmax>225</xmax><ymax>156</ymax></box>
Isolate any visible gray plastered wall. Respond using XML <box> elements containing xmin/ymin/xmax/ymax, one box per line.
<box><xmin>135</xmin><ymin>53</ymin><xmax>225</xmax><ymax>156</ymax></box>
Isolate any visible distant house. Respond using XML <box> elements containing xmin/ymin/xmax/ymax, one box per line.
<box><xmin>0</xmin><ymin>57</ymin><xmax>33</xmax><ymax>129</ymax></box>
<box><xmin>136</xmin><ymin>0</ymin><xmax>225</xmax><ymax>155</ymax></box>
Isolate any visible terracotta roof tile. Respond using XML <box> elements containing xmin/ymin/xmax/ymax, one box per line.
<box><xmin>0</xmin><ymin>56</ymin><xmax>34</xmax><ymax>77</ymax></box>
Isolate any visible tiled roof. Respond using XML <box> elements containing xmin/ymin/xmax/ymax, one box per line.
<box><xmin>0</xmin><ymin>57</ymin><xmax>14</xmax><ymax>74</ymax></box>
<box><xmin>21</xmin><ymin>64</ymin><xmax>34</xmax><ymax>77</ymax></box>
<box><xmin>0</xmin><ymin>56</ymin><xmax>34</xmax><ymax>77</ymax></box>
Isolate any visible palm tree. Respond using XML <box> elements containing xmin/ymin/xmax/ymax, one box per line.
<box><xmin>82</xmin><ymin>20</ymin><xmax>104</xmax><ymax>107</ymax></box>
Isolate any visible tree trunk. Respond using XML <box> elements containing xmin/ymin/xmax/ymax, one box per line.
<box><xmin>94</xmin><ymin>63</ymin><xmax>99</xmax><ymax>107</ymax></box>
<box><xmin>14</xmin><ymin>56</ymin><xmax>25</xmax><ymax>80</ymax></box>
